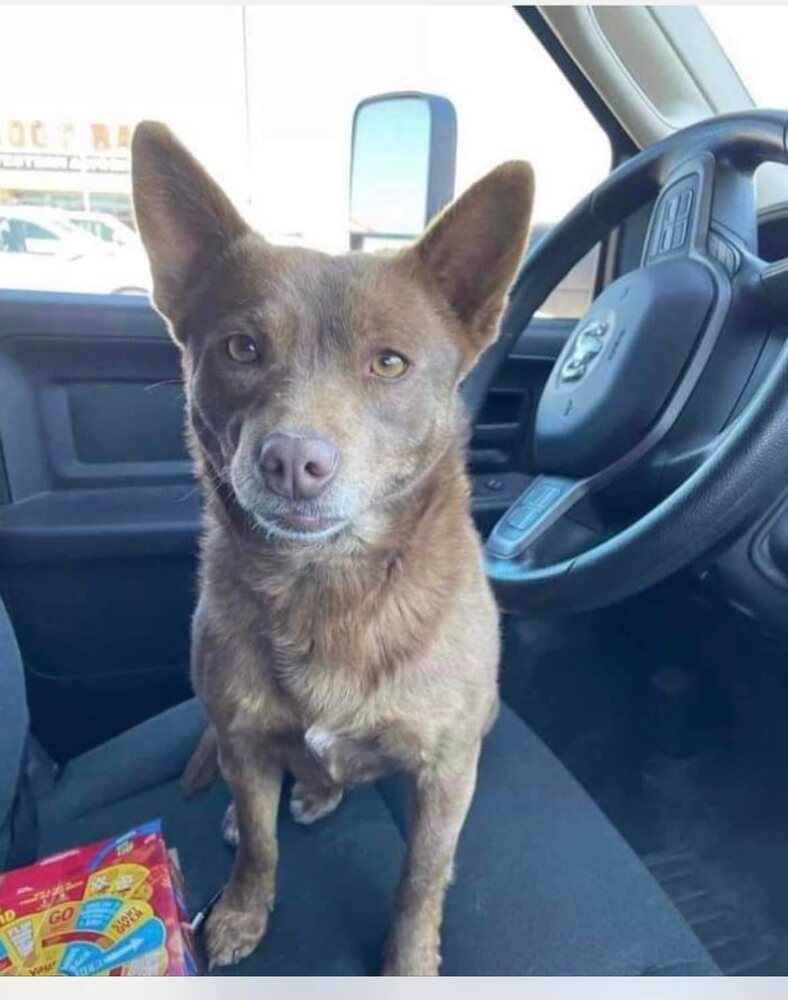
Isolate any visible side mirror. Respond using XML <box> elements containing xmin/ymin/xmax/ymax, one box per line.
<box><xmin>349</xmin><ymin>92</ymin><xmax>457</xmax><ymax>252</ymax></box>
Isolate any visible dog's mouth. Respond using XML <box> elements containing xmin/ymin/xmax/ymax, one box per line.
<box><xmin>275</xmin><ymin>512</ymin><xmax>341</xmax><ymax>533</ymax></box>
<box><xmin>252</xmin><ymin>509</ymin><xmax>348</xmax><ymax>543</ymax></box>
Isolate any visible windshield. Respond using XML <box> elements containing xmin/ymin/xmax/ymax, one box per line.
<box><xmin>0</xmin><ymin>5</ymin><xmax>610</xmax><ymax>312</ymax></box>
<box><xmin>702</xmin><ymin>6</ymin><xmax>788</xmax><ymax>108</ymax></box>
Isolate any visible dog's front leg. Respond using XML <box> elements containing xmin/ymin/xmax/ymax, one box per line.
<box><xmin>204</xmin><ymin>740</ymin><xmax>283</xmax><ymax>970</ymax></box>
<box><xmin>383</xmin><ymin>740</ymin><xmax>481</xmax><ymax>976</ymax></box>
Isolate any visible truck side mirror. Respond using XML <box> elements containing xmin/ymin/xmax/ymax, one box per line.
<box><xmin>349</xmin><ymin>92</ymin><xmax>457</xmax><ymax>252</ymax></box>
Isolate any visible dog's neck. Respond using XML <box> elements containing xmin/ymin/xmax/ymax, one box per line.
<box><xmin>199</xmin><ymin>442</ymin><xmax>475</xmax><ymax>677</ymax></box>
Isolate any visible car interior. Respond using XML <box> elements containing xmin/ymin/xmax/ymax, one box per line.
<box><xmin>4</xmin><ymin>3</ymin><xmax>788</xmax><ymax>977</ymax></box>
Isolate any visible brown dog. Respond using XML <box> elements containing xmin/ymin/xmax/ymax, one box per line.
<box><xmin>131</xmin><ymin>122</ymin><xmax>533</xmax><ymax>976</ymax></box>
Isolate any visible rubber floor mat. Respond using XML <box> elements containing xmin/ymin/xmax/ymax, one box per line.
<box><xmin>644</xmin><ymin>847</ymin><xmax>775</xmax><ymax>975</ymax></box>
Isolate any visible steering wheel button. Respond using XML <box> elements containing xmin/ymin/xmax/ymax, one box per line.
<box><xmin>677</xmin><ymin>189</ymin><xmax>693</xmax><ymax>218</ymax></box>
<box><xmin>495</xmin><ymin>523</ymin><xmax>528</xmax><ymax>542</ymax></box>
<box><xmin>672</xmin><ymin>219</ymin><xmax>688</xmax><ymax>249</ymax></box>
<box><xmin>501</xmin><ymin>482</ymin><xmax>566</xmax><ymax>531</ymax></box>
<box><xmin>708</xmin><ymin>232</ymin><xmax>740</xmax><ymax>276</ymax></box>
<box><xmin>530</xmin><ymin>482</ymin><xmax>563</xmax><ymax>507</ymax></box>
<box><xmin>507</xmin><ymin>505</ymin><xmax>542</xmax><ymax>530</ymax></box>
<box><xmin>659</xmin><ymin>225</ymin><xmax>675</xmax><ymax>253</ymax></box>
<box><xmin>665</xmin><ymin>196</ymin><xmax>679</xmax><ymax>223</ymax></box>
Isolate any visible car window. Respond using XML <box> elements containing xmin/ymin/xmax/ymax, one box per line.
<box><xmin>0</xmin><ymin>218</ymin><xmax>14</xmax><ymax>252</ymax></box>
<box><xmin>0</xmin><ymin>6</ymin><xmax>610</xmax><ymax>313</ymax></box>
<box><xmin>15</xmin><ymin>219</ymin><xmax>62</xmax><ymax>254</ymax></box>
<box><xmin>702</xmin><ymin>6</ymin><xmax>788</xmax><ymax>107</ymax></box>
<box><xmin>20</xmin><ymin>222</ymin><xmax>55</xmax><ymax>240</ymax></box>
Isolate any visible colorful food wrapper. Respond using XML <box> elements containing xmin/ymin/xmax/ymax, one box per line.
<box><xmin>0</xmin><ymin>819</ymin><xmax>199</xmax><ymax>976</ymax></box>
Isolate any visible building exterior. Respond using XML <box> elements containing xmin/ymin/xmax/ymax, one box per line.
<box><xmin>0</xmin><ymin>118</ymin><xmax>133</xmax><ymax>224</ymax></box>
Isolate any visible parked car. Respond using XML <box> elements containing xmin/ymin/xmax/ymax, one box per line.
<box><xmin>0</xmin><ymin>205</ymin><xmax>101</xmax><ymax>256</ymax></box>
<box><xmin>0</xmin><ymin>205</ymin><xmax>149</xmax><ymax>294</ymax></box>
<box><xmin>65</xmin><ymin>209</ymin><xmax>139</xmax><ymax>248</ymax></box>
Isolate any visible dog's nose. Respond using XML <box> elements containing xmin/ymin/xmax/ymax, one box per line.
<box><xmin>260</xmin><ymin>432</ymin><xmax>338</xmax><ymax>500</ymax></box>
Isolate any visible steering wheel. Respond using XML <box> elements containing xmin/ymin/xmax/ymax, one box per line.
<box><xmin>464</xmin><ymin>110</ymin><xmax>788</xmax><ymax>615</ymax></box>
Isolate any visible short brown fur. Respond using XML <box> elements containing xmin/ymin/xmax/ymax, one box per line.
<box><xmin>131</xmin><ymin>121</ymin><xmax>533</xmax><ymax>975</ymax></box>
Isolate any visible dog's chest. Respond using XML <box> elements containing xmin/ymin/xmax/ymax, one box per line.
<box><xmin>274</xmin><ymin>658</ymin><xmax>426</xmax><ymax>786</ymax></box>
<box><xmin>242</xmin><ymin>552</ymin><xmax>451</xmax><ymax>783</ymax></box>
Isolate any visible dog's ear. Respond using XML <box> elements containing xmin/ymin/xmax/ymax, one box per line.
<box><xmin>131</xmin><ymin>121</ymin><xmax>250</xmax><ymax>325</ymax></box>
<box><xmin>401</xmin><ymin>161</ymin><xmax>534</xmax><ymax>360</ymax></box>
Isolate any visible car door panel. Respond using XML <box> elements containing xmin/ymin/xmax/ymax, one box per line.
<box><xmin>0</xmin><ymin>293</ymin><xmax>197</xmax><ymax>759</ymax></box>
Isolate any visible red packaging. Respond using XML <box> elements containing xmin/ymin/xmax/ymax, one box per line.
<box><xmin>0</xmin><ymin>820</ymin><xmax>199</xmax><ymax>976</ymax></box>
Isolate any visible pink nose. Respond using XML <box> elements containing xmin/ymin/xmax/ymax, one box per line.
<box><xmin>260</xmin><ymin>432</ymin><xmax>338</xmax><ymax>501</ymax></box>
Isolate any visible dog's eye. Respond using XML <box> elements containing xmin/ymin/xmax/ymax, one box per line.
<box><xmin>225</xmin><ymin>334</ymin><xmax>259</xmax><ymax>364</ymax></box>
<box><xmin>370</xmin><ymin>351</ymin><xmax>409</xmax><ymax>380</ymax></box>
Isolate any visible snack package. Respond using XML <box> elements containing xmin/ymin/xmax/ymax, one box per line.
<box><xmin>0</xmin><ymin>819</ymin><xmax>199</xmax><ymax>976</ymax></box>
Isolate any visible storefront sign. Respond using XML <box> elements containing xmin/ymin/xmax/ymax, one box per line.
<box><xmin>0</xmin><ymin>119</ymin><xmax>131</xmax><ymax>174</ymax></box>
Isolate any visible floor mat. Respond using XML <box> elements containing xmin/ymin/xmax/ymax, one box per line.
<box><xmin>608</xmin><ymin>744</ymin><xmax>788</xmax><ymax>976</ymax></box>
<box><xmin>501</xmin><ymin>594</ymin><xmax>788</xmax><ymax>977</ymax></box>
<box><xmin>643</xmin><ymin>847</ymin><xmax>774</xmax><ymax>975</ymax></box>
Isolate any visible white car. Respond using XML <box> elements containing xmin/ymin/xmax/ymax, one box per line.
<box><xmin>0</xmin><ymin>206</ymin><xmax>150</xmax><ymax>295</ymax></box>
<box><xmin>65</xmin><ymin>210</ymin><xmax>139</xmax><ymax>249</ymax></box>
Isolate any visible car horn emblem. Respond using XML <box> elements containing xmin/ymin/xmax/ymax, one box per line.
<box><xmin>560</xmin><ymin>320</ymin><xmax>609</xmax><ymax>383</ymax></box>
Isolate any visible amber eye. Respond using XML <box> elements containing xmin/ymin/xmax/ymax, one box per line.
<box><xmin>225</xmin><ymin>334</ymin><xmax>259</xmax><ymax>364</ymax></box>
<box><xmin>370</xmin><ymin>351</ymin><xmax>409</xmax><ymax>380</ymax></box>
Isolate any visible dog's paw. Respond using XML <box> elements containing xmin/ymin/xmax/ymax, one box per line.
<box><xmin>222</xmin><ymin>802</ymin><xmax>239</xmax><ymax>847</ymax></box>
<box><xmin>204</xmin><ymin>895</ymin><xmax>268</xmax><ymax>970</ymax></box>
<box><xmin>304</xmin><ymin>726</ymin><xmax>339</xmax><ymax>778</ymax></box>
<box><xmin>290</xmin><ymin>780</ymin><xmax>343</xmax><ymax>825</ymax></box>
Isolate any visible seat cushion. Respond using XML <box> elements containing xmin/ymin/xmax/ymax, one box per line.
<box><xmin>378</xmin><ymin>711</ymin><xmax>717</xmax><ymax>976</ymax></box>
<box><xmin>0</xmin><ymin>595</ymin><xmax>30</xmax><ymax>865</ymax></box>
<box><xmin>37</xmin><ymin>700</ymin><xmax>716</xmax><ymax>976</ymax></box>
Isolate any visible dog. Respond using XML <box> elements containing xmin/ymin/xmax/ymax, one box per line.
<box><xmin>130</xmin><ymin>121</ymin><xmax>533</xmax><ymax>975</ymax></box>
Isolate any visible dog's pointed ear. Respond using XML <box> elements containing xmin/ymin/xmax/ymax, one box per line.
<box><xmin>131</xmin><ymin>121</ymin><xmax>251</xmax><ymax>324</ymax></box>
<box><xmin>401</xmin><ymin>161</ymin><xmax>534</xmax><ymax>360</ymax></box>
